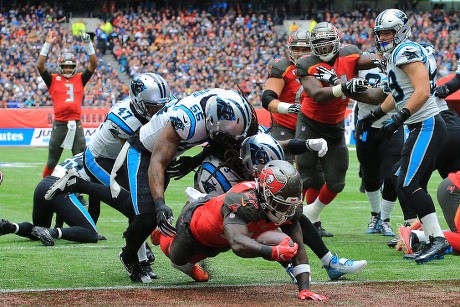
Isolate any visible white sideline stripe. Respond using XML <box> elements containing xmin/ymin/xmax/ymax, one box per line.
<box><xmin>1</xmin><ymin>278</ymin><xmax>458</xmax><ymax>293</ymax></box>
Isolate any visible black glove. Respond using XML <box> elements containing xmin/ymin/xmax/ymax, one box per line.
<box><xmin>356</xmin><ymin>106</ymin><xmax>387</xmax><ymax>141</ymax></box>
<box><xmin>288</xmin><ymin>103</ymin><xmax>301</xmax><ymax>114</ymax></box>
<box><xmin>154</xmin><ymin>198</ymin><xmax>176</xmax><ymax>237</ymax></box>
<box><xmin>313</xmin><ymin>66</ymin><xmax>338</xmax><ymax>85</ymax></box>
<box><xmin>166</xmin><ymin>151</ymin><xmax>207</xmax><ymax>180</ymax></box>
<box><xmin>341</xmin><ymin>78</ymin><xmax>369</xmax><ymax>95</ymax></box>
<box><xmin>435</xmin><ymin>85</ymin><xmax>450</xmax><ymax>99</ymax></box>
<box><xmin>380</xmin><ymin>108</ymin><xmax>410</xmax><ymax>139</ymax></box>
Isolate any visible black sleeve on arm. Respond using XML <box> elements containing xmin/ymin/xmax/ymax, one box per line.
<box><xmin>444</xmin><ymin>74</ymin><xmax>460</xmax><ymax>93</ymax></box>
<box><xmin>39</xmin><ymin>70</ymin><xmax>52</xmax><ymax>88</ymax></box>
<box><xmin>261</xmin><ymin>89</ymin><xmax>278</xmax><ymax>110</ymax></box>
<box><xmin>285</xmin><ymin>138</ymin><xmax>309</xmax><ymax>155</ymax></box>
<box><xmin>81</xmin><ymin>68</ymin><xmax>94</xmax><ymax>86</ymax></box>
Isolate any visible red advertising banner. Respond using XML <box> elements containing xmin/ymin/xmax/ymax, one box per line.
<box><xmin>0</xmin><ymin>108</ymin><xmax>110</xmax><ymax>128</ymax></box>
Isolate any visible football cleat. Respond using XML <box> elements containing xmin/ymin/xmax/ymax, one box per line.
<box><xmin>323</xmin><ymin>254</ymin><xmax>367</xmax><ymax>280</ymax></box>
<box><xmin>31</xmin><ymin>226</ymin><xmax>55</xmax><ymax>246</ymax></box>
<box><xmin>140</xmin><ymin>260</ymin><xmax>157</xmax><ymax>279</ymax></box>
<box><xmin>366</xmin><ymin>213</ymin><xmax>381</xmax><ymax>234</ymax></box>
<box><xmin>44</xmin><ymin>168</ymin><xmax>79</xmax><ymax>200</ymax></box>
<box><xmin>414</xmin><ymin>236</ymin><xmax>453</xmax><ymax>264</ymax></box>
<box><xmin>313</xmin><ymin>221</ymin><xmax>333</xmax><ymax>237</ymax></box>
<box><xmin>171</xmin><ymin>262</ymin><xmax>209</xmax><ymax>282</ymax></box>
<box><xmin>387</xmin><ymin>236</ymin><xmax>399</xmax><ymax>249</ymax></box>
<box><xmin>398</xmin><ymin>226</ymin><xmax>413</xmax><ymax>254</ymax></box>
<box><xmin>0</xmin><ymin>219</ymin><xmax>14</xmax><ymax>236</ymax></box>
<box><xmin>379</xmin><ymin>220</ymin><xmax>395</xmax><ymax>236</ymax></box>
<box><xmin>119</xmin><ymin>248</ymin><xmax>152</xmax><ymax>283</ymax></box>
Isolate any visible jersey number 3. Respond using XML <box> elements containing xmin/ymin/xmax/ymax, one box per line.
<box><xmin>64</xmin><ymin>84</ymin><xmax>75</xmax><ymax>102</ymax></box>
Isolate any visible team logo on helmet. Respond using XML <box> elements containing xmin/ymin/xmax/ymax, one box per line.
<box><xmin>262</xmin><ymin>168</ymin><xmax>286</xmax><ymax>194</ymax></box>
<box><xmin>201</xmin><ymin>179</ymin><xmax>217</xmax><ymax>193</ymax></box>
<box><xmin>131</xmin><ymin>78</ymin><xmax>147</xmax><ymax>97</ymax></box>
<box><xmin>216</xmin><ymin>98</ymin><xmax>236</xmax><ymax>121</ymax></box>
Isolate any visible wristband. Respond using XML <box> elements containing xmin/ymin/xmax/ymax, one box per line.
<box><xmin>84</xmin><ymin>42</ymin><xmax>96</xmax><ymax>55</ymax></box>
<box><xmin>260</xmin><ymin>245</ymin><xmax>273</xmax><ymax>260</ymax></box>
<box><xmin>332</xmin><ymin>84</ymin><xmax>344</xmax><ymax>97</ymax></box>
<box><xmin>293</xmin><ymin>264</ymin><xmax>311</xmax><ymax>276</ymax></box>
<box><xmin>40</xmin><ymin>42</ymin><xmax>52</xmax><ymax>57</ymax></box>
<box><xmin>277</xmin><ymin>102</ymin><xmax>290</xmax><ymax>114</ymax></box>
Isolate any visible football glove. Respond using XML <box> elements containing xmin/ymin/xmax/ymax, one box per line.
<box><xmin>306</xmin><ymin>138</ymin><xmax>328</xmax><ymax>157</ymax></box>
<box><xmin>341</xmin><ymin>78</ymin><xmax>369</xmax><ymax>95</ymax></box>
<box><xmin>80</xmin><ymin>31</ymin><xmax>91</xmax><ymax>43</ymax></box>
<box><xmin>435</xmin><ymin>85</ymin><xmax>450</xmax><ymax>99</ymax></box>
<box><xmin>154</xmin><ymin>198</ymin><xmax>176</xmax><ymax>237</ymax></box>
<box><xmin>166</xmin><ymin>151</ymin><xmax>207</xmax><ymax>180</ymax></box>
<box><xmin>270</xmin><ymin>237</ymin><xmax>298</xmax><ymax>261</ymax></box>
<box><xmin>371</xmin><ymin>57</ymin><xmax>387</xmax><ymax>73</ymax></box>
<box><xmin>287</xmin><ymin>103</ymin><xmax>301</xmax><ymax>114</ymax></box>
<box><xmin>380</xmin><ymin>108</ymin><xmax>410</xmax><ymax>139</ymax></box>
<box><xmin>313</xmin><ymin>66</ymin><xmax>338</xmax><ymax>85</ymax></box>
<box><xmin>298</xmin><ymin>289</ymin><xmax>328</xmax><ymax>301</ymax></box>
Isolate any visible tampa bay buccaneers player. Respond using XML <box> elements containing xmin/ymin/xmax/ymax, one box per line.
<box><xmin>37</xmin><ymin>29</ymin><xmax>98</xmax><ymax>178</ymax></box>
<box><xmin>261</xmin><ymin>28</ymin><xmax>310</xmax><ymax>163</ymax></box>
<box><xmin>295</xmin><ymin>22</ymin><xmax>383</xmax><ymax>237</ymax></box>
<box><xmin>154</xmin><ymin>160</ymin><xmax>328</xmax><ymax>301</ymax></box>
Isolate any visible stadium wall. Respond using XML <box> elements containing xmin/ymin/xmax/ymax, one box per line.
<box><xmin>0</xmin><ymin>108</ymin><xmax>357</xmax><ymax>146</ymax></box>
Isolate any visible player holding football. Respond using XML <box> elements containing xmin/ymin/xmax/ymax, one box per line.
<box><xmin>154</xmin><ymin>160</ymin><xmax>327</xmax><ymax>301</ymax></box>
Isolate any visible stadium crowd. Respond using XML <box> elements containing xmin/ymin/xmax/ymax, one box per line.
<box><xmin>0</xmin><ymin>4</ymin><xmax>459</xmax><ymax>107</ymax></box>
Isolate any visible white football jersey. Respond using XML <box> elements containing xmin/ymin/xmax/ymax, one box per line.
<box><xmin>385</xmin><ymin>41</ymin><xmax>439</xmax><ymax>124</ymax></box>
<box><xmin>89</xmin><ymin>98</ymin><xmax>145</xmax><ymax>159</ymax></box>
<box><xmin>139</xmin><ymin>88</ymin><xmax>232</xmax><ymax>155</ymax></box>
<box><xmin>52</xmin><ymin>153</ymin><xmax>90</xmax><ymax>181</ymax></box>
<box><xmin>357</xmin><ymin>67</ymin><xmax>397</xmax><ymax>128</ymax></box>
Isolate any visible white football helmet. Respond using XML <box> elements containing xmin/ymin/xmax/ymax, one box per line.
<box><xmin>58</xmin><ymin>53</ymin><xmax>77</xmax><ymax>78</ymax></box>
<box><xmin>194</xmin><ymin>155</ymin><xmax>240</xmax><ymax>196</ymax></box>
<box><xmin>129</xmin><ymin>73</ymin><xmax>171</xmax><ymax>121</ymax></box>
<box><xmin>240</xmin><ymin>133</ymin><xmax>285</xmax><ymax>179</ymax></box>
<box><xmin>288</xmin><ymin>29</ymin><xmax>311</xmax><ymax>65</ymax></box>
<box><xmin>258</xmin><ymin>160</ymin><xmax>302</xmax><ymax>225</ymax></box>
<box><xmin>310</xmin><ymin>22</ymin><xmax>340</xmax><ymax>62</ymax></box>
<box><xmin>374</xmin><ymin>9</ymin><xmax>411</xmax><ymax>53</ymax></box>
<box><xmin>205</xmin><ymin>90</ymin><xmax>252</xmax><ymax>143</ymax></box>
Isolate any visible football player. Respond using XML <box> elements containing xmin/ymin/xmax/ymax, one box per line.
<box><xmin>358</xmin><ymin>9</ymin><xmax>452</xmax><ymax>263</ymax></box>
<box><xmin>294</xmin><ymin>22</ymin><xmax>384</xmax><ymax>237</ymax></box>
<box><xmin>154</xmin><ymin>160</ymin><xmax>328</xmax><ymax>301</ymax></box>
<box><xmin>110</xmin><ymin>88</ymin><xmax>254</xmax><ymax>283</ymax></box>
<box><xmin>38</xmin><ymin>30</ymin><xmax>98</xmax><ymax>178</ymax></box>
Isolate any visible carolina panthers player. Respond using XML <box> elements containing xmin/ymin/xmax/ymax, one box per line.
<box><xmin>358</xmin><ymin>8</ymin><xmax>452</xmax><ymax>263</ymax></box>
<box><xmin>0</xmin><ymin>154</ymin><xmax>99</xmax><ymax>246</ymax></box>
<box><xmin>47</xmin><ymin>72</ymin><xmax>174</xmax><ymax>283</ymax></box>
<box><xmin>110</xmin><ymin>88</ymin><xmax>254</xmax><ymax>283</ymax></box>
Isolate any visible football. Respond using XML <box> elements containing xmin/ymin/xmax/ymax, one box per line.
<box><xmin>254</xmin><ymin>230</ymin><xmax>294</xmax><ymax>246</ymax></box>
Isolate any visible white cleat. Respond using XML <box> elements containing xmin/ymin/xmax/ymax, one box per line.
<box><xmin>44</xmin><ymin>168</ymin><xmax>79</xmax><ymax>200</ymax></box>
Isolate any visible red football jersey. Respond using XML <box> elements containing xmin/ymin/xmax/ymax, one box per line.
<box><xmin>296</xmin><ymin>45</ymin><xmax>361</xmax><ymax>124</ymax></box>
<box><xmin>48</xmin><ymin>73</ymin><xmax>84</xmax><ymax>121</ymax></box>
<box><xmin>267</xmin><ymin>57</ymin><xmax>304</xmax><ymax>130</ymax></box>
<box><xmin>190</xmin><ymin>181</ymin><xmax>280</xmax><ymax>247</ymax></box>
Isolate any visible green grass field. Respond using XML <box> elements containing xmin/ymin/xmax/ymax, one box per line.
<box><xmin>0</xmin><ymin>146</ymin><xmax>457</xmax><ymax>291</ymax></box>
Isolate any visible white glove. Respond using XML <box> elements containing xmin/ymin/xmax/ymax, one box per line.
<box><xmin>80</xmin><ymin>31</ymin><xmax>91</xmax><ymax>43</ymax></box>
<box><xmin>306</xmin><ymin>138</ymin><xmax>328</xmax><ymax>157</ymax></box>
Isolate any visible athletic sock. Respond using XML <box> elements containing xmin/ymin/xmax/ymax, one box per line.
<box><xmin>365</xmin><ymin>190</ymin><xmax>381</xmax><ymax>214</ymax></box>
<box><xmin>380</xmin><ymin>199</ymin><xmax>395</xmax><ymax>222</ymax></box>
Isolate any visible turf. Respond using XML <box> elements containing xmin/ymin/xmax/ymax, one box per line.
<box><xmin>0</xmin><ymin>146</ymin><xmax>456</xmax><ymax>291</ymax></box>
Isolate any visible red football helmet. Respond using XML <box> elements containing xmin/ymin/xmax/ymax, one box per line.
<box><xmin>58</xmin><ymin>53</ymin><xmax>77</xmax><ymax>78</ymax></box>
<box><xmin>258</xmin><ymin>160</ymin><xmax>302</xmax><ymax>225</ymax></box>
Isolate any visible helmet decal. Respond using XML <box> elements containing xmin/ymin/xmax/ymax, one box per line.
<box><xmin>216</xmin><ymin>98</ymin><xmax>236</xmax><ymax>121</ymax></box>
